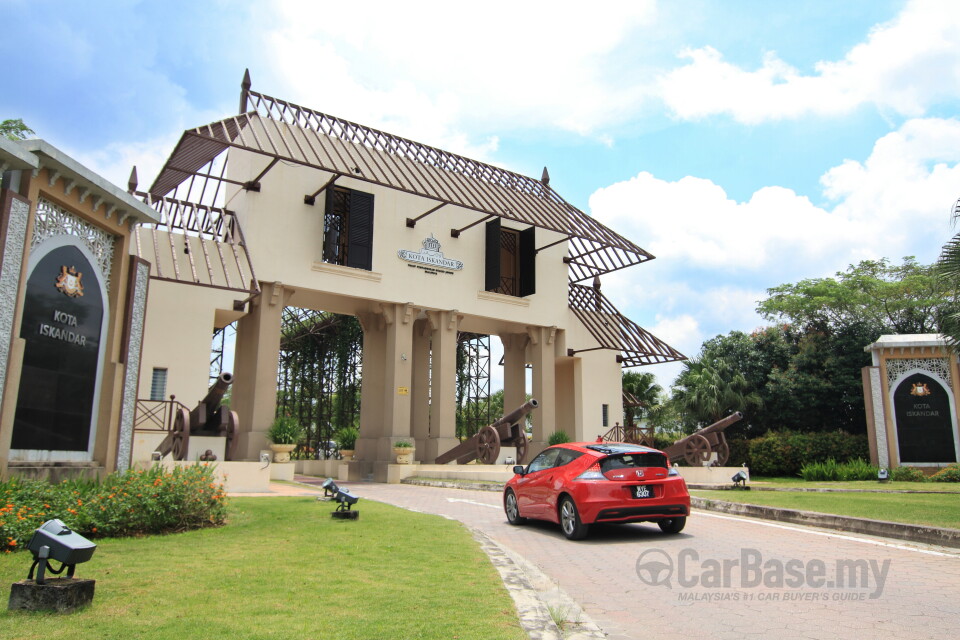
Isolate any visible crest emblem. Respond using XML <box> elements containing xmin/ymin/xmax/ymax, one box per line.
<box><xmin>910</xmin><ymin>383</ymin><xmax>932</xmax><ymax>397</ymax></box>
<box><xmin>55</xmin><ymin>265</ymin><xmax>84</xmax><ymax>298</ymax></box>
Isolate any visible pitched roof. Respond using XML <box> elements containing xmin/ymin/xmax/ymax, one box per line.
<box><xmin>148</xmin><ymin>90</ymin><xmax>654</xmax><ymax>283</ymax></box>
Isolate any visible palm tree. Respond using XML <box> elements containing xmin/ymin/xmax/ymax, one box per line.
<box><xmin>936</xmin><ymin>203</ymin><xmax>960</xmax><ymax>348</ymax></box>
<box><xmin>621</xmin><ymin>371</ymin><xmax>662</xmax><ymax>425</ymax></box>
<box><xmin>672</xmin><ymin>356</ymin><xmax>760</xmax><ymax>427</ymax></box>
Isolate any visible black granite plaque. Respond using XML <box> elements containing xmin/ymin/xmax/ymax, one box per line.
<box><xmin>893</xmin><ymin>373</ymin><xmax>957</xmax><ymax>463</ymax></box>
<box><xmin>11</xmin><ymin>246</ymin><xmax>104</xmax><ymax>451</ymax></box>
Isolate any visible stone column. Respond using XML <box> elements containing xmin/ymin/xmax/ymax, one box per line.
<box><xmin>500</xmin><ymin>333</ymin><xmax>528</xmax><ymax>417</ymax></box>
<box><xmin>356</xmin><ymin>310</ymin><xmax>386</xmax><ymax>462</ymax></box>
<box><xmin>378</xmin><ymin>302</ymin><xmax>415</xmax><ymax>460</ymax></box>
<box><xmin>528</xmin><ymin>325</ymin><xmax>557</xmax><ymax>454</ymax></box>
<box><xmin>410</xmin><ymin>317</ymin><xmax>431</xmax><ymax>459</ymax></box>
<box><xmin>425</xmin><ymin>309</ymin><xmax>460</xmax><ymax>462</ymax></box>
<box><xmin>232</xmin><ymin>281</ymin><xmax>291</xmax><ymax>460</ymax></box>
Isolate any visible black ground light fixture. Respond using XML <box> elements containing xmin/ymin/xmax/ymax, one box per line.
<box><xmin>321</xmin><ymin>478</ymin><xmax>360</xmax><ymax>519</ymax></box>
<box><xmin>26</xmin><ymin>519</ymin><xmax>97</xmax><ymax>585</ymax></box>
<box><xmin>731</xmin><ymin>469</ymin><xmax>749</xmax><ymax>489</ymax></box>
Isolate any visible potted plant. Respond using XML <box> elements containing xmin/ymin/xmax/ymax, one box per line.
<box><xmin>336</xmin><ymin>427</ymin><xmax>359</xmax><ymax>461</ymax></box>
<box><xmin>392</xmin><ymin>440</ymin><xmax>414</xmax><ymax>464</ymax></box>
<box><xmin>267</xmin><ymin>416</ymin><xmax>304</xmax><ymax>463</ymax></box>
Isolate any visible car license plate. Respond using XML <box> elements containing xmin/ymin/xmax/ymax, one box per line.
<box><xmin>633</xmin><ymin>485</ymin><xmax>653</xmax><ymax>499</ymax></box>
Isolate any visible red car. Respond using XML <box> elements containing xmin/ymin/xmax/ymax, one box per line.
<box><xmin>503</xmin><ymin>442</ymin><xmax>690</xmax><ymax>540</ymax></box>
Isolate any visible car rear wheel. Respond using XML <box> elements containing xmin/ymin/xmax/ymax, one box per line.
<box><xmin>658</xmin><ymin>516</ymin><xmax>686</xmax><ymax>534</ymax></box>
<box><xmin>559</xmin><ymin>496</ymin><xmax>589</xmax><ymax>540</ymax></box>
<box><xmin>504</xmin><ymin>489</ymin><xmax>526</xmax><ymax>525</ymax></box>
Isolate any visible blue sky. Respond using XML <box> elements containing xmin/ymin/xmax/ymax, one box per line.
<box><xmin>4</xmin><ymin>0</ymin><xmax>960</xmax><ymax>389</ymax></box>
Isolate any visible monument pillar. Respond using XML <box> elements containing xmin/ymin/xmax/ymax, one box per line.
<box><xmin>410</xmin><ymin>317</ymin><xmax>431</xmax><ymax>459</ymax></box>
<box><xmin>233</xmin><ymin>281</ymin><xmax>291</xmax><ymax>460</ymax></box>
<box><xmin>528</xmin><ymin>325</ymin><xmax>557</xmax><ymax>455</ymax></box>
<box><xmin>425</xmin><ymin>309</ymin><xmax>460</xmax><ymax>462</ymax></box>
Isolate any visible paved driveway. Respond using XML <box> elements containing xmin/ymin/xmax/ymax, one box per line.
<box><xmin>328</xmin><ymin>481</ymin><xmax>960</xmax><ymax>640</ymax></box>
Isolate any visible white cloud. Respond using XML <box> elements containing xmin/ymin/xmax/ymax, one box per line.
<box><xmin>591</xmin><ymin>117</ymin><xmax>960</xmax><ymax>280</ymax></box>
<box><xmin>660</xmin><ymin>0</ymin><xmax>960</xmax><ymax>123</ymax></box>
<box><xmin>258</xmin><ymin>0</ymin><xmax>658</xmax><ymax>152</ymax></box>
<box><xmin>591</xmin><ymin>116</ymin><xmax>960</xmax><ymax>386</ymax></box>
<box><xmin>67</xmin><ymin>131</ymin><xmax>182</xmax><ymax>195</ymax></box>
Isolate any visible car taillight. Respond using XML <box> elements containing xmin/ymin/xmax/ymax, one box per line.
<box><xmin>668</xmin><ymin>466</ymin><xmax>680</xmax><ymax>476</ymax></box>
<box><xmin>575</xmin><ymin>462</ymin><xmax>605</xmax><ymax>480</ymax></box>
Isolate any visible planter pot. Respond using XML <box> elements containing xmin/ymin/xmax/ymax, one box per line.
<box><xmin>393</xmin><ymin>447</ymin><xmax>414</xmax><ymax>464</ymax></box>
<box><xmin>269</xmin><ymin>443</ymin><xmax>296</xmax><ymax>463</ymax></box>
<box><xmin>340</xmin><ymin>449</ymin><xmax>355</xmax><ymax>461</ymax></box>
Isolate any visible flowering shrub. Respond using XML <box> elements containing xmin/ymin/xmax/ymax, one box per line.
<box><xmin>930</xmin><ymin>464</ymin><xmax>960</xmax><ymax>483</ymax></box>
<box><xmin>0</xmin><ymin>464</ymin><xmax>227</xmax><ymax>552</ymax></box>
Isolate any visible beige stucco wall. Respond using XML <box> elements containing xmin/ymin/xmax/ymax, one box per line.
<box><xmin>226</xmin><ymin>149</ymin><xmax>572</xmax><ymax>332</ymax></box>
<box><xmin>137</xmin><ymin>279</ymin><xmax>241</xmax><ymax>406</ymax></box>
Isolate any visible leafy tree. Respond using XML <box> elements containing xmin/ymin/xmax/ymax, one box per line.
<box><xmin>758</xmin><ymin>257</ymin><xmax>947</xmax><ymax>335</ymax></box>
<box><xmin>1</xmin><ymin>118</ymin><xmax>34</xmax><ymax>141</ymax></box>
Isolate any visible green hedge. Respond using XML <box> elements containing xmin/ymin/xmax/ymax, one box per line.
<box><xmin>748</xmin><ymin>430</ymin><xmax>869</xmax><ymax>476</ymax></box>
<box><xmin>1</xmin><ymin>464</ymin><xmax>228</xmax><ymax>552</ymax></box>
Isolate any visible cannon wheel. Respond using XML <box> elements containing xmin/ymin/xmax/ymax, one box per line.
<box><xmin>171</xmin><ymin>408</ymin><xmax>191</xmax><ymax>461</ymax></box>
<box><xmin>477</xmin><ymin>426</ymin><xmax>501</xmax><ymax>465</ymax></box>
<box><xmin>683</xmin><ymin>433</ymin><xmax>711</xmax><ymax>466</ymax></box>
<box><xmin>715</xmin><ymin>437</ymin><xmax>730</xmax><ymax>466</ymax></box>
<box><xmin>224</xmin><ymin>411</ymin><xmax>240</xmax><ymax>461</ymax></box>
<box><xmin>514</xmin><ymin>432</ymin><xmax>528</xmax><ymax>464</ymax></box>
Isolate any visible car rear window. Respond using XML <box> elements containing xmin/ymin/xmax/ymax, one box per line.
<box><xmin>555</xmin><ymin>449</ymin><xmax>584</xmax><ymax>467</ymax></box>
<box><xmin>600</xmin><ymin>452</ymin><xmax>668</xmax><ymax>472</ymax></box>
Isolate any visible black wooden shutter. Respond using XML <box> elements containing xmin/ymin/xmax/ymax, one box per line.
<box><xmin>346</xmin><ymin>189</ymin><xmax>375</xmax><ymax>271</ymax></box>
<box><xmin>485</xmin><ymin>217</ymin><xmax>501</xmax><ymax>291</ymax></box>
<box><xmin>519</xmin><ymin>225</ymin><xmax>536</xmax><ymax>296</ymax></box>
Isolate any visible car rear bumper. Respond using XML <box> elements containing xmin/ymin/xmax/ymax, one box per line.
<box><xmin>593</xmin><ymin>503</ymin><xmax>689</xmax><ymax>523</ymax></box>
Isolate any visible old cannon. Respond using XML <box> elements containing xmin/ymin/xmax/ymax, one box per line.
<box><xmin>155</xmin><ymin>372</ymin><xmax>240</xmax><ymax>461</ymax></box>
<box><xmin>435</xmin><ymin>399</ymin><xmax>538</xmax><ymax>465</ymax></box>
<box><xmin>663</xmin><ymin>412</ymin><xmax>743</xmax><ymax>467</ymax></box>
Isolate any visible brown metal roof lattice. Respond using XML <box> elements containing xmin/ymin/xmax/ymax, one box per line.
<box><xmin>568</xmin><ymin>283</ymin><xmax>686</xmax><ymax>367</ymax></box>
<box><xmin>147</xmin><ymin>89</ymin><xmax>654</xmax><ymax>283</ymax></box>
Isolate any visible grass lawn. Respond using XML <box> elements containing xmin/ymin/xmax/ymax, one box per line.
<box><xmin>0</xmin><ymin>497</ymin><xmax>526</xmax><ymax>640</ymax></box>
<box><xmin>749</xmin><ymin>477</ymin><xmax>960</xmax><ymax>492</ymax></box>
<box><xmin>692</xmin><ymin>489</ymin><xmax>960</xmax><ymax>529</ymax></box>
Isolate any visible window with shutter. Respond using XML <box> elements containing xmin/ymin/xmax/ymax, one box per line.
<box><xmin>322</xmin><ymin>186</ymin><xmax>375</xmax><ymax>271</ymax></box>
<box><xmin>485</xmin><ymin>219</ymin><xmax>536</xmax><ymax>297</ymax></box>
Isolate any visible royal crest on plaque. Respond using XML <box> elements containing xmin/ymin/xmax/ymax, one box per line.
<box><xmin>55</xmin><ymin>265</ymin><xmax>84</xmax><ymax>298</ymax></box>
<box><xmin>910</xmin><ymin>382</ymin><xmax>932</xmax><ymax>397</ymax></box>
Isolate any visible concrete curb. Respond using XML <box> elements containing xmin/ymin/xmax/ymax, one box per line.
<box><xmin>688</xmin><ymin>483</ymin><xmax>960</xmax><ymax>494</ymax></box>
<box><xmin>404</xmin><ymin>476</ymin><xmax>960</xmax><ymax>550</ymax></box>
<box><xmin>470</xmin><ymin>529</ymin><xmax>606</xmax><ymax>640</ymax></box>
<box><xmin>691</xmin><ymin>496</ymin><xmax>960</xmax><ymax>549</ymax></box>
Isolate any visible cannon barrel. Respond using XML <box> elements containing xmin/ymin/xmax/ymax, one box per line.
<box><xmin>491</xmin><ymin>399</ymin><xmax>538</xmax><ymax>429</ymax></box>
<box><xmin>202</xmin><ymin>372</ymin><xmax>233</xmax><ymax>410</ymax></box>
<box><xmin>696</xmin><ymin>411</ymin><xmax>743</xmax><ymax>435</ymax></box>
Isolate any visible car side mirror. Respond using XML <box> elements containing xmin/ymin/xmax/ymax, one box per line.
<box><xmin>512</xmin><ymin>465</ymin><xmax>526</xmax><ymax>476</ymax></box>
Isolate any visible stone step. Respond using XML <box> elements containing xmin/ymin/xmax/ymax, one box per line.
<box><xmin>7</xmin><ymin>462</ymin><xmax>105</xmax><ymax>483</ymax></box>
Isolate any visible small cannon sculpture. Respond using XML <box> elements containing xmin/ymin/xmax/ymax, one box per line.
<box><xmin>155</xmin><ymin>372</ymin><xmax>240</xmax><ymax>461</ymax></box>
<box><xmin>663</xmin><ymin>412</ymin><xmax>743</xmax><ymax>467</ymax></box>
<box><xmin>435</xmin><ymin>399</ymin><xmax>538</xmax><ymax>465</ymax></box>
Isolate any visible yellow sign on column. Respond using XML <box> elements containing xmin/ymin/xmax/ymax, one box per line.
<box><xmin>398</xmin><ymin>386</ymin><xmax>409</xmax><ymax>395</ymax></box>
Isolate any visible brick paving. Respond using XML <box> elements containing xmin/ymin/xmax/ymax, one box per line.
<box><xmin>296</xmin><ymin>478</ymin><xmax>960</xmax><ymax>640</ymax></box>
